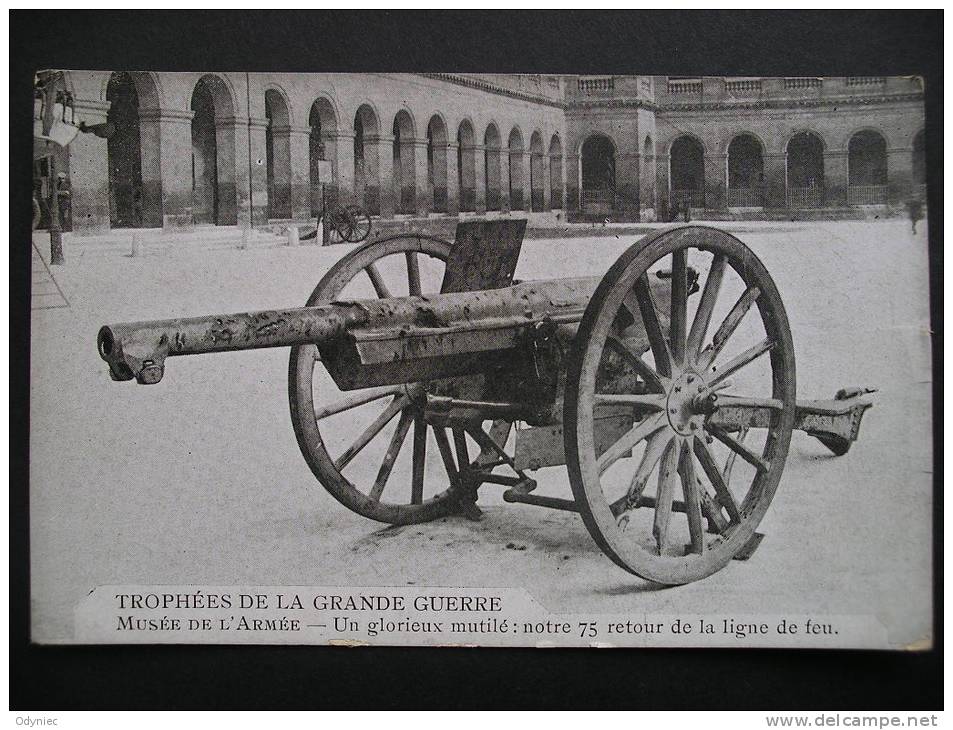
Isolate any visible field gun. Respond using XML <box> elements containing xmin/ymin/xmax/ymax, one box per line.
<box><xmin>98</xmin><ymin>221</ymin><xmax>873</xmax><ymax>585</ymax></box>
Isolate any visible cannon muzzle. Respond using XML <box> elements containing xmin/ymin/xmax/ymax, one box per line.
<box><xmin>97</xmin><ymin>304</ymin><xmax>367</xmax><ymax>384</ymax></box>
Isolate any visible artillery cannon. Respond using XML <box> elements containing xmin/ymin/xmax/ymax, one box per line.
<box><xmin>97</xmin><ymin>222</ymin><xmax>873</xmax><ymax>585</ymax></box>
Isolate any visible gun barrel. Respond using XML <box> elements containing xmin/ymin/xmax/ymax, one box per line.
<box><xmin>97</xmin><ymin>277</ymin><xmax>602</xmax><ymax>385</ymax></box>
<box><xmin>98</xmin><ymin>303</ymin><xmax>367</xmax><ymax>384</ymax></box>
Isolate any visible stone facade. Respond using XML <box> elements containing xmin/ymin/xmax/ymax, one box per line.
<box><xmin>40</xmin><ymin>72</ymin><xmax>925</xmax><ymax>234</ymax></box>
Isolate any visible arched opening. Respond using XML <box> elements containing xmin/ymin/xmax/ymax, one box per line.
<box><xmin>457</xmin><ymin>120</ymin><xmax>476</xmax><ymax>212</ymax></box>
<box><xmin>786</xmin><ymin>131</ymin><xmax>825</xmax><ymax>208</ymax></box>
<box><xmin>309</xmin><ymin>98</ymin><xmax>337</xmax><ymax>216</ymax></box>
<box><xmin>529</xmin><ymin>131</ymin><xmax>544</xmax><ymax>211</ymax></box>
<box><xmin>912</xmin><ymin>130</ymin><xmax>926</xmax><ymax>200</ymax></box>
<box><xmin>548</xmin><ymin>134</ymin><xmax>564</xmax><ymax>210</ymax></box>
<box><xmin>427</xmin><ymin>115</ymin><xmax>448</xmax><ymax>213</ymax></box>
<box><xmin>580</xmin><ymin>134</ymin><xmax>615</xmax><ymax>215</ymax></box>
<box><xmin>106</xmin><ymin>73</ymin><xmax>144</xmax><ymax>228</ymax></box>
<box><xmin>190</xmin><ymin>74</ymin><xmax>237</xmax><ymax>225</ymax></box>
<box><xmin>642</xmin><ymin>135</ymin><xmax>656</xmax><ymax>213</ymax></box>
<box><xmin>107</xmin><ymin>72</ymin><xmax>162</xmax><ymax>228</ymax></box>
<box><xmin>354</xmin><ymin>104</ymin><xmax>380</xmax><ymax>215</ymax></box>
<box><xmin>508</xmin><ymin>127</ymin><xmax>525</xmax><ymax>211</ymax></box>
<box><xmin>393</xmin><ymin>110</ymin><xmax>416</xmax><ymax>214</ymax></box>
<box><xmin>264</xmin><ymin>89</ymin><xmax>292</xmax><ymax>219</ymax></box>
<box><xmin>669</xmin><ymin>135</ymin><xmax>705</xmax><ymax>210</ymax></box>
<box><xmin>848</xmin><ymin>130</ymin><xmax>888</xmax><ymax>205</ymax></box>
<box><xmin>484</xmin><ymin>124</ymin><xmax>502</xmax><ymax>211</ymax></box>
<box><xmin>727</xmin><ymin>134</ymin><xmax>764</xmax><ymax>207</ymax></box>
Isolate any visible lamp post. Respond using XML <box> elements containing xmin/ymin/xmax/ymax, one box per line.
<box><xmin>39</xmin><ymin>77</ymin><xmax>65</xmax><ymax>265</ymax></box>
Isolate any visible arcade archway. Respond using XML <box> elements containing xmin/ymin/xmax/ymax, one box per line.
<box><xmin>190</xmin><ymin>74</ymin><xmax>237</xmax><ymax>225</ymax></box>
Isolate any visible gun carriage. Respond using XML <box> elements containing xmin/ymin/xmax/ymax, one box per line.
<box><xmin>98</xmin><ymin>222</ymin><xmax>873</xmax><ymax>585</ymax></box>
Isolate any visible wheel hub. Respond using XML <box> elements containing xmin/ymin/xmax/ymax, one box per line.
<box><xmin>665</xmin><ymin>368</ymin><xmax>709</xmax><ymax>436</ymax></box>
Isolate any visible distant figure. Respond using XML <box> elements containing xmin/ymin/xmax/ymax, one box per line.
<box><xmin>906</xmin><ymin>198</ymin><xmax>923</xmax><ymax>234</ymax></box>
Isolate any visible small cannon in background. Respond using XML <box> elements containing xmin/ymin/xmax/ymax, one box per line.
<box><xmin>97</xmin><ymin>221</ymin><xmax>873</xmax><ymax>585</ymax></box>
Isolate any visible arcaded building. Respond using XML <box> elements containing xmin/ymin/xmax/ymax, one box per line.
<box><xmin>36</xmin><ymin>72</ymin><xmax>926</xmax><ymax>234</ymax></box>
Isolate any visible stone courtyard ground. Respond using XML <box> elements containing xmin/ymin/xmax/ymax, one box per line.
<box><xmin>29</xmin><ymin>219</ymin><xmax>933</xmax><ymax>647</ymax></box>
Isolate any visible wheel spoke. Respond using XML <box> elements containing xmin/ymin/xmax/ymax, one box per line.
<box><xmin>598</xmin><ymin>413</ymin><xmax>667</xmax><ymax>475</ymax></box>
<box><xmin>670</xmin><ymin>248</ymin><xmax>688</xmax><ymax>366</ymax></box>
<box><xmin>700</xmin><ymin>286</ymin><xmax>761</xmax><ymax>368</ymax></box>
<box><xmin>411</xmin><ymin>413</ymin><xmax>427</xmax><ymax>504</ymax></box>
<box><xmin>433</xmin><ymin>426</ymin><xmax>459</xmax><ymax>485</ymax></box>
<box><xmin>692</xmin><ymin>435</ymin><xmax>742</xmax><ymax>523</ymax></box>
<box><xmin>706</xmin><ymin>423</ymin><xmax>770</xmax><ymax>474</ymax></box>
<box><xmin>405</xmin><ymin>251</ymin><xmax>422</xmax><ymax>296</ymax></box>
<box><xmin>313</xmin><ymin>385</ymin><xmax>405</xmax><ymax>421</ymax></box>
<box><xmin>722</xmin><ymin>426</ymin><xmax>749</xmax><ymax>485</ymax></box>
<box><xmin>365</xmin><ymin>262</ymin><xmax>392</xmax><ymax>299</ymax></box>
<box><xmin>605</xmin><ymin>334</ymin><xmax>666</xmax><ymax>392</ymax></box>
<box><xmin>632</xmin><ymin>275</ymin><xmax>673</xmax><ymax>377</ymax></box>
<box><xmin>653</xmin><ymin>440</ymin><xmax>680</xmax><ymax>554</ymax></box>
<box><xmin>700</xmin><ymin>491</ymin><xmax>730</xmax><ymax>533</ymax></box>
<box><xmin>686</xmin><ymin>253</ymin><xmax>726</xmax><ymax>362</ymax></box>
<box><xmin>678</xmin><ymin>442</ymin><xmax>705</xmax><ymax>554</ymax></box>
<box><xmin>709</xmin><ymin>338</ymin><xmax>775</xmax><ymax>386</ymax></box>
<box><xmin>594</xmin><ymin>393</ymin><xmax>666</xmax><ymax>410</ymax></box>
<box><xmin>334</xmin><ymin>394</ymin><xmax>410</xmax><ymax>470</ymax></box>
<box><xmin>369</xmin><ymin>409</ymin><xmax>413</xmax><ymax>501</ymax></box>
<box><xmin>620</xmin><ymin>430</ymin><xmax>672</xmax><ymax>509</ymax></box>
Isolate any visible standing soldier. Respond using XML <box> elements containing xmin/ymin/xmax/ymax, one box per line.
<box><xmin>906</xmin><ymin>196</ymin><xmax>924</xmax><ymax>235</ymax></box>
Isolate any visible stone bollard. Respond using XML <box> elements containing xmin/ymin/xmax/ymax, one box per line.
<box><xmin>316</xmin><ymin>218</ymin><xmax>325</xmax><ymax>246</ymax></box>
<box><xmin>288</xmin><ymin>226</ymin><xmax>299</xmax><ymax>247</ymax></box>
<box><xmin>131</xmin><ymin>234</ymin><xmax>142</xmax><ymax>258</ymax></box>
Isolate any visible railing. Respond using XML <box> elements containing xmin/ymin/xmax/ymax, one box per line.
<box><xmin>671</xmin><ymin>189</ymin><xmax>705</xmax><ymax>210</ymax></box>
<box><xmin>847</xmin><ymin>185</ymin><xmax>887</xmax><ymax>205</ymax></box>
<box><xmin>727</xmin><ymin>187</ymin><xmax>765</xmax><ymax>207</ymax></box>
<box><xmin>668</xmin><ymin>79</ymin><xmax>702</xmax><ymax>94</ymax></box>
<box><xmin>550</xmin><ymin>187</ymin><xmax>563</xmax><ymax>210</ymax></box>
<box><xmin>725</xmin><ymin>79</ymin><xmax>762</xmax><ymax>94</ymax></box>
<box><xmin>846</xmin><ymin>76</ymin><xmax>886</xmax><ymax>86</ymax></box>
<box><xmin>577</xmin><ymin>76</ymin><xmax>614</xmax><ymax>95</ymax></box>
<box><xmin>581</xmin><ymin>188</ymin><xmax>616</xmax><ymax>214</ymax></box>
<box><xmin>510</xmin><ymin>189</ymin><xmax>524</xmax><ymax>211</ymax></box>
<box><xmin>784</xmin><ymin>77</ymin><xmax>823</xmax><ymax>89</ymax></box>
<box><xmin>486</xmin><ymin>188</ymin><xmax>501</xmax><ymax>212</ymax></box>
<box><xmin>786</xmin><ymin>186</ymin><xmax>825</xmax><ymax>208</ymax></box>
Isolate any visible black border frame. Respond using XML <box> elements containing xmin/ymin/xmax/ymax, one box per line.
<box><xmin>10</xmin><ymin>10</ymin><xmax>942</xmax><ymax>710</ymax></box>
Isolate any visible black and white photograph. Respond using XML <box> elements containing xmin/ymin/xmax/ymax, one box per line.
<box><xmin>14</xmin><ymin>14</ymin><xmax>941</xmax><ymax>712</ymax></box>
<box><xmin>26</xmin><ymin>63</ymin><xmax>934</xmax><ymax>651</ymax></box>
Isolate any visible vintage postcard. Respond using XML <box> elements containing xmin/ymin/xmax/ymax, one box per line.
<box><xmin>30</xmin><ymin>71</ymin><xmax>931</xmax><ymax>649</ymax></box>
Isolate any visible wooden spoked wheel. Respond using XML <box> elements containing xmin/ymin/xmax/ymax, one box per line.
<box><xmin>564</xmin><ymin>226</ymin><xmax>796</xmax><ymax>584</ymax></box>
<box><xmin>289</xmin><ymin>233</ymin><xmax>492</xmax><ymax>525</ymax></box>
<box><xmin>344</xmin><ymin>205</ymin><xmax>372</xmax><ymax>243</ymax></box>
